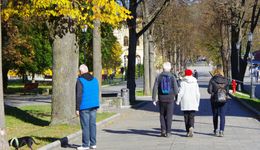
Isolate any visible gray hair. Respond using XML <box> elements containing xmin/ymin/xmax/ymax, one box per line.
<box><xmin>163</xmin><ymin>62</ymin><xmax>171</xmax><ymax>72</ymax></box>
<box><xmin>79</xmin><ymin>64</ymin><xmax>88</xmax><ymax>74</ymax></box>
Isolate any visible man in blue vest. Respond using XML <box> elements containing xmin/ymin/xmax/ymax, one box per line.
<box><xmin>76</xmin><ymin>64</ymin><xmax>99</xmax><ymax>150</ymax></box>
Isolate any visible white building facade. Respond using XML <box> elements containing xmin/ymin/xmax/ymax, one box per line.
<box><xmin>113</xmin><ymin>26</ymin><xmax>143</xmax><ymax>68</ymax></box>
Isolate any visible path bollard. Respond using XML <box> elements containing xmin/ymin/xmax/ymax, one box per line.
<box><xmin>121</xmin><ymin>88</ymin><xmax>129</xmax><ymax>106</ymax></box>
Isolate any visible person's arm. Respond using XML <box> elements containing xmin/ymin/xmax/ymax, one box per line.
<box><xmin>176</xmin><ymin>81</ymin><xmax>184</xmax><ymax>105</ymax></box>
<box><xmin>172</xmin><ymin>76</ymin><xmax>179</xmax><ymax>95</ymax></box>
<box><xmin>152</xmin><ymin>75</ymin><xmax>159</xmax><ymax>103</ymax></box>
<box><xmin>196</xmin><ymin>82</ymin><xmax>200</xmax><ymax>105</ymax></box>
<box><xmin>76</xmin><ymin>79</ymin><xmax>83</xmax><ymax>112</ymax></box>
<box><xmin>207</xmin><ymin>79</ymin><xmax>213</xmax><ymax>94</ymax></box>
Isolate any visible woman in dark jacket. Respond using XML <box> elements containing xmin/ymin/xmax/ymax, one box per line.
<box><xmin>208</xmin><ymin>68</ymin><xmax>229</xmax><ymax>137</ymax></box>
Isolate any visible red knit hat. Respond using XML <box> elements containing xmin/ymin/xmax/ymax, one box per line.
<box><xmin>185</xmin><ymin>69</ymin><xmax>193</xmax><ymax>76</ymax></box>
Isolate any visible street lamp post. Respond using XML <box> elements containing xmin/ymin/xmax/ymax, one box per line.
<box><xmin>248</xmin><ymin>32</ymin><xmax>255</xmax><ymax>98</ymax></box>
<box><xmin>124</xmin><ymin>55</ymin><xmax>127</xmax><ymax>81</ymax></box>
<box><xmin>249</xmin><ymin>53</ymin><xmax>256</xmax><ymax>99</ymax></box>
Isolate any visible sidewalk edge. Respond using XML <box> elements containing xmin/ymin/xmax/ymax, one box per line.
<box><xmin>38</xmin><ymin>113</ymin><xmax>121</xmax><ymax>150</ymax></box>
<box><xmin>229</xmin><ymin>94</ymin><xmax>260</xmax><ymax>119</ymax></box>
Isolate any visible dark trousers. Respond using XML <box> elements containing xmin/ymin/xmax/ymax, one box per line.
<box><xmin>183</xmin><ymin>111</ymin><xmax>195</xmax><ymax>132</ymax></box>
<box><xmin>211</xmin><ymin>102</ymin><xmax>227</xmax><ymax>131</ymax></box>
<box><xmin>159</xmin><ymin>102</ymin><xmax>174</xmax><ymax>133</ymax></box>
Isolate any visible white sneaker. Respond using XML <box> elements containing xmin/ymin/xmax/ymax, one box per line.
<box><xmin>90</xmin><ymin>145</ymin><xmax>97</xmax><ymax>149</ymax></box>
<box><xmin>77</xmin><ymin>146</ymin><xmax>90</xmax><ymax>150</ymax></box>
<box><xmin>188</xmin><ymin>127</ymin><xmax>194</xmax><ymax>137</ymax></box>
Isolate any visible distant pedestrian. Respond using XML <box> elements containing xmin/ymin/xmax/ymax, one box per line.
<box><xmin>176</xmin><ymin>69</ymin><xmax>200</xmax><ymax>137</ymax></box>
<box><xmin>76</xmin><ymin>64</ymin><xmax>100</xmax><ymax>150</ymax></box>
<box><xmin>152</xmin><ymin>62</ymin><xmax>179</xmax><ymax>137</ymax></box>
<box><xmin>193</xmin><ymin>69</ymin><xmax>198</xmax><ymax>79</ymax></box>
<box><xmin>207</xmin><ymin>65</ymin><xmax>229</xmax><ymax>137</ymax></box>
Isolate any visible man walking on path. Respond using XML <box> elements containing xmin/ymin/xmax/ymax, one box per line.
<box><xmin>76</xmin><ymin>64</ymin><xmax>100</xmax><ymax>150</ymax></box>
<box><xmin>152</xmin><ymin>62</ymin><xmax>179</xmax><ymax>137</ymax></box>
<box><xmin>176</xmin><ymin>69</ymin><xmax>200</xmax><ymax>137</ymax></box>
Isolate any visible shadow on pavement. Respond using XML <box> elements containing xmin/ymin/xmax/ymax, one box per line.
<box><xmin>33</xmin><ymin>136</ymin><xmax>59</xmax><ymax>143</ymax></box>
<box><xmin>103</xmin><ymin>128</ymin><xmax>161</xmax><ymax>137</ymax></box>
<box><xmin>135</xmin><ymin>98</ymin><xmax>256</xmax><ymax>119</ymax></box>
<box><xmin>199</xmin><ymin>84</ymin><xmax>209</xmax><ymax>89</ymax></box>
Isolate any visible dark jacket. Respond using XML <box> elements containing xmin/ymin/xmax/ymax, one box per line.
<box><xmin>76</xmin><ymin>73</ymin><xmax>99</xmax><ymax>111</ymax></box>
<box><xmin>207</xmin><ymin>75</ymin><xmax>228</xmax><ymax>102</ymax></box>
<box><xmin>152</xmin><ymin>72</ymin><xmax>179</xmax><ymax>102</ymax></box>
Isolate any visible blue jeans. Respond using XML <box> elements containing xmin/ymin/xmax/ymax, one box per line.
<box><xmin>211</xmin><ymin>102</ymin><xmax>227</xmax><ymax>131</ymax></box>
<box><xmin>80</xmin><ymin>108</ymin><xmax>97</xmax><ymax>147</ymax></box>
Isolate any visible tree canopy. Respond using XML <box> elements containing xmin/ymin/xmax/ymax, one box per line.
<box><xmin>2</xmin><ymin>0</ymin><xmax>131</xmax><ymax>28</ymax></box>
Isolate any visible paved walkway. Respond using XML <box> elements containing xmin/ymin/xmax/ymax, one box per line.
<box><xmin>57</xmin><ymin>68</ymin><xmax>260</xmax><ymax>150</ymax></box>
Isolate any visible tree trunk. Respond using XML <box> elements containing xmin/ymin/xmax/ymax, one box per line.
<box><xmin>220</xmin><ymin>23</ymin><xmax>230</xmax><ymax>78</ymax></box>
<box><xmin>127</xmin><ymin>1</ymin><xmax>138</xmax><ymax>104</ymax></box>
<box><xmin>127</xmin><ymin>27</ymin><xmax>137</xmax><ymax>104</ymax></box>
<box><xmin>149</xmin><ymin>38</ymin><xmax>155</xmax><ymax>93</ymax></box>
<box><xmin>143</xmin><ymin>1</ymin><xmax>150</xmax><ymax>95</ymax></box>
<box><xmin>93</xmin><ymin>20</ymin><xmax>102</xmax><ymax>105</ymax></box>
<box><xmin>143</xmin><ymin>30</ymin><xmax>150</xmax><ymax>95</ymax></box>
<box><xmin>2</xmin><ymin>67</ymin><xmax>8</xmax><ymax>92</ymax></box>
<box><xmin>231</xmin><ymin>25</ymin><xmax>240</xmax><ymax>81</ymax></box>
<box><xmin>51</xmin><ymin>32</ymin><xmax>79</xmax><ymax>125</ymax></box>
<box><xmin>0</xmin><ymin>8</ymin><xmax>10</xmax><ymax>148</ymax></box>
<box><xmin>32</xmin><ymin>73</ymin><xmax>35</xmax><ymax>83</ymax></box>
<box><xmin>173</xmin><ymin>43</ymin><xmax>177</xmax><ymax>72</ymax></box>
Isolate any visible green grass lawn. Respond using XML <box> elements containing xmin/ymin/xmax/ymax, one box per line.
<box><xmin>5</xmin><ymin>104</ymin><xmax>115</xmax><ymax>149</ymax></box>
<box><xmin>136</xmin><ymin>90</ymin><xmax>144</xmax><ymax>96</ymax></box>
<box><xmin>232</xmin><ymin>92</ymin><xmax>260</xmax><ymax>111</ymax></box>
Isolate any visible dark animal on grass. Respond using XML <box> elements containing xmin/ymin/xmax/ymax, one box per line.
<box><xmin>9</xmin><ymin>136</ymin><xmax>39</xmax><ymax>150</ymax></box>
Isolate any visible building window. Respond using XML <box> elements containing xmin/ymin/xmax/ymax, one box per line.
<box><xmin>124</xmin><ymin>36</ymin><xmax>129</xmax><ymax>46</ymax></box>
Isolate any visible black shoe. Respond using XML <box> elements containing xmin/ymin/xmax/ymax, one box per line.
<box><xmin>161</xmin><ymin>131</ymin><xmax>167</xmax><ymax>137</ymax></box>
<box><xmin>213</xmin><ymin>130</ymin><xmax>218</xmax><ymax>136</ymax></box>
<box><xmin>161</xmin><ymin>133</ymin><xmax>167</xmax><ymax>137</ymax></box>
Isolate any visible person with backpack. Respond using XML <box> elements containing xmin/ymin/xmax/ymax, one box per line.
<box><xmin>207</xmin><ymin>65</ymin><xmax>229</xmax><ymax>137</ymax></box>
<box><xmin>176</xmin><ymin>69</ymin><xmax>200</xmax><ymax>137</ymax></box>
<box><xmin>152</xmin><ymin>62</ymin><xmax>179</xmax><ymax>137</ymax></box>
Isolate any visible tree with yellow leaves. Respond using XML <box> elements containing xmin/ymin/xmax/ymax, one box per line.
<box><xmin>0</xmin><ymin>1</ymin><xmax>130</xmax><ymax>148</ymax></box>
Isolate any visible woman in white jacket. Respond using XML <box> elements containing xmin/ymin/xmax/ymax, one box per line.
<box><xmin>176</xmin><ymin>69</ymin><xmax>200</xmax><ymax>137</ymax></box>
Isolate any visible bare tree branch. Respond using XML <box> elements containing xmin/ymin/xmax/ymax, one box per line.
<box><xmin>137</xmin><ymin>0</ymin><xmax>169</xmax><ymax>38</ymax></box>
<box><xmin>253</xmin><ymin>7</ymin><xmax>260</xmax><ymax>28</ymax></box>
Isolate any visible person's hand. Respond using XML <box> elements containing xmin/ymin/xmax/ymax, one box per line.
<box><xmin>153</xmin><ymin>101</ymin><xmax>157</xmax><ymax>106</ymax></box>
<box><xmin>176</xmin><ymin>101</ymin><xmax>180</xmax><ymax>105</ymax></box>
<box><xmin>76</xmin><ymin>111</ymin><xmax>79</xmax><ymax>116</ymax></box>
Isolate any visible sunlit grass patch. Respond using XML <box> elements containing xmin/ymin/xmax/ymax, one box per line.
<box><xmin>5</xmin><ymin>104</ymin><xmax>115</xmax><ymax>149</ymax></box>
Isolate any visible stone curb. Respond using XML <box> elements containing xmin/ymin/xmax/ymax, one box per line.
<box><xmin>38</xmin><ymin>113</ymin><xmax>121</xmax><ymax>150</ymax></box>
<box><xmin>229</xmin><ymin>93</ymin><xmax>260</xmax><ymax>119</ymax></box>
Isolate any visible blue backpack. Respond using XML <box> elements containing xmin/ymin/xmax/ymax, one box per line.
<box><xmin>160</xmin><ymin>75</ymin><xmax>172</xmax><ymax>94</ymax></box>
